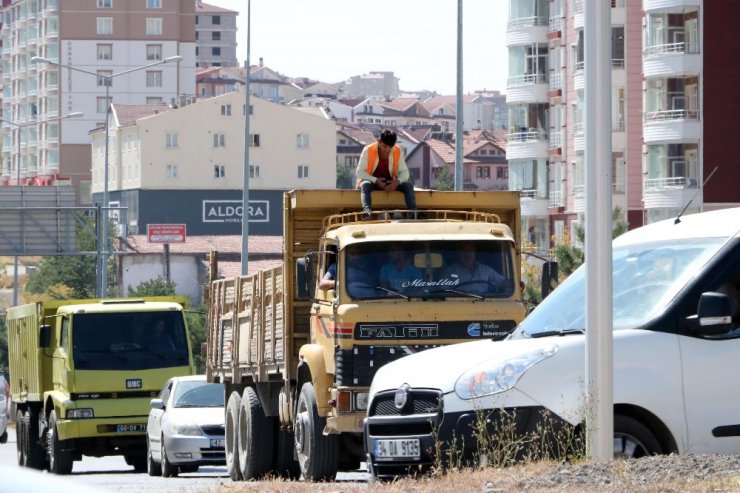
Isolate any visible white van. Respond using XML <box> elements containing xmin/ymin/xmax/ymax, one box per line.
<box><xmin>364</xmin><ymin>207</ymin><xmax>740</xmax><ymax>479</ymax></box>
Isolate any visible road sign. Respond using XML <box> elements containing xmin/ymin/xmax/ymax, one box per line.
<box><xmin>147</xmin><ymin>223</ymin><xmax>186</xmax><ymax>243</ymax></box>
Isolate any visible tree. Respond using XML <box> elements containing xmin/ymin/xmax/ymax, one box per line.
<box><xmin>434</xmin><ymin>166</ymin><xmax>454</xmax><ymax>191</ymax></box>
<box><xmin>336</xmin><ymin>163</ymin><xmax>355</xmax><ymax>189</ymax></box>
<box><xmin>127</xmin><ymin>277</ymin><xmax>176</xmax><ymax>297</ymax></box>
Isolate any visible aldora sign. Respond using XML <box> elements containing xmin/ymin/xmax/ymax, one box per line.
<box><xmin>202</xmin><ymin>200</ymin><xmax>270</xmax><ymax>223</ymax></box>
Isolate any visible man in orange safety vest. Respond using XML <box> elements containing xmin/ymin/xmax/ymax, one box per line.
<box><xmin>355</xmin><ymin>129</ymin><xmax>416</xmax><ymax>219</ymax></box>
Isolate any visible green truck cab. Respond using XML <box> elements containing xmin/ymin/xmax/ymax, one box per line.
<box><xmin>6</xmin><ymin>297</ymin><xmax>194</xmax><ymax>474</ymax></box>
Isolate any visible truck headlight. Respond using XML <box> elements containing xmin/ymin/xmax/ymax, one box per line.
<box><xmin>170</xmin><ymin>421</ymin><xmax>202</xmax><ymax>436</ymax></box>
<box><xmin>67</xmin><ymin>408</ymin><xmax>94</xmax><ymax>419</ymax></box>
<box><xmin>454</xmin><ymin>345</ymin><xmax>558</xmax><ymax>399</ymax></box>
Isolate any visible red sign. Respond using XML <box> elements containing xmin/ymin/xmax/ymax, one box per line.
<box><xmin>147</xmin><ymin>224</ymin><xmax>186</xmax><ymax>244</ymax></box>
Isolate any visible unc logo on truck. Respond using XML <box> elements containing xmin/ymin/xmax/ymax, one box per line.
<box><xmin>126</xmin><ymin>379</ymin><xmax>142</xmax><ymax>389</ymax></box>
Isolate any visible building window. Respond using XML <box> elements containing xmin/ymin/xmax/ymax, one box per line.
<box><xmin>146</xmin><ymin>71</ymin><xmax>162</xmax><ymax>87</ymax></box>
<box><xmin>146</xmin><ymin>44</ymin><xmax>162</xmax><ymax>61</ymax></box>
<box><xmin>97</xmin><ymin>17</ymin><xmax>113</xmax><ymax>35</ymax></box>
<box><xmin>97</xmin><ymin>44</ymin><xmax>112</xmax><ymax>60</ymax></box>
<box><xmin>476</xmin><ymin>166</ymin><xmax>491</xmax><ymax>179</ymax></box>
<box><xmin>250</xmin><ymin>165</ymin><xmax>260</xmax><ymax>178</ymax></box>
<box><xmin>298</xmin><ymin>165</ymin><xmax>309</xmax><ymax>179</ymax></box>
<box><xmin>221</xmin><ymin>104</ymin><xmax>231</xmax><ymax>116</ymax></box>
<box><xmin>243</xmin><ymin>104</ymin><xmax>253</xmax><ymax>115</ymax></box>
<box><xmin>296</xmin><ymin>133</ymin><xmax>309</xmax><ymax>148</ymax></box>
<box><xmin>146</xmin><ymin>18</ymin><xmax>162</xmax><ymax>35</ymax></box>
<box><xmin>96</xmin><ymin>97</ymin><xmax>108</xmax><ymax>114</ymax></box>
<box><xmin>214</xmin><ymin>165</ymin><xmax>226</xmax><ymax>178</ymax></box>
<box><xmin>97</xmin><ymin>70</ymin><xmax>112</xmax><ymax>87</ymax></box>
<box><xmin>146</xmin><ymin>97</ymin><xmax>162</xmax><ymax>104</ymax></box>
<box><xmin>147</xmin><ymin>0</ymin><xmax>162</xmax><ymax>8</ymax></box>
<box><xmin>213</xmin><ymin>133</ymin><xmax>225</xmax><ymax>148</ymax></box>
<box><xmin>212</xmin><ymin>31</ymin><xmax>221</xmax><ymax>41</ymax></box>
<box><xmin>212</xmin><ymin>15</ymin><xmax>221</xmax><ymax>25</ymax></box>
<box><xmin>166</xmin><ymin>133</ymin><xmax>178</xmax><ymax>148</ymax></box>
<box><xmin>166</xmin><ymin>164</ymin><xmax>178</xmax><ymax>178</ymax></box>
<box><xmin>212</xmin><ymin>47</ymin><xmax>221</xmax><ymax>56</ymax></box>
<box><xmin>249</xmin><ymin>133</ymin><xmax>260</xmax><ymax>147</ymax></box>
<box><xmin>496</xmin><ymin>166</ymin><xmax>508</xmax><ymax>179</ymax></box>
<box><xmin>97</xmin><ymin>0</ymin><xmax>112</xmax><ymax>7</ymax></box>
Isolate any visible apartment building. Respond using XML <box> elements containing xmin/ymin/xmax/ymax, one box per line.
<box><xmin>0</xmin><ymin>0</ymin><xmax>196</xmax><ymax>205</ymax></box>
<box><xmin>508</xmin><ymin>0</ymin><xmax>740</xmax><ymax>250</ymax></box>
<box><xmin>89</xmin><ymin>91</ymin><xmax>336</xmax><ymax>235</ymax></box>
<box><xmin>195</xmin><ymin>1</ymin><xmax>237</xmax><ymax>68</ymax></box>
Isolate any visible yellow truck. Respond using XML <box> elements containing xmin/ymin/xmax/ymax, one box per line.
<box><xmin>205</xmin><ymin>189</ymin><xmax>532</xmax><ymax>481</ymax></box>
<box><xmin>6</xmin><ymin>297</ymin><xmax>193</xmax><ymax>474</ymax></box>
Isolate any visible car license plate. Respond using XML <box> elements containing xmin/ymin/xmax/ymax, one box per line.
<box><xmin>210</xmin><ymin>439</ymin><xmax>224</xmax><ymax>448</ymax></box>
<box><xmin>116</xmin><ymin>424</ymin><xmax>146</xmax><ymax>433</ymax></box>
<box><xmin>374</xmin><ymin>438</ymin><xmax>420</xmax><ymax>460</ymax></box>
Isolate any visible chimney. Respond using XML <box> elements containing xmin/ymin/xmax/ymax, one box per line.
<box><xmin>259</xmin><ymin>57</ymin><xmax>263</xmax><ymax>67</ymax></box>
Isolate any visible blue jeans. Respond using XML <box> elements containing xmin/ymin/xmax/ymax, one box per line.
<box><xmin>360</xmin><ymin>180</ymin><xmax>416</xmax><ymax>214</ymax></box>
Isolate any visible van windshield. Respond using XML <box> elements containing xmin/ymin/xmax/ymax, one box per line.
<box><xmin>72</xmin><ymin>311</ymin><xmax>189</xmax><ymax>370</ymax></box>
<box><xmin>342</xmin><ymin>240</ymin><xmax>515</xmax><ymax>300</ymax></box>
<box><xmin>516</xmin><ymin>237</ymin><xmax>725</xmax><ymax>336</ymax></box>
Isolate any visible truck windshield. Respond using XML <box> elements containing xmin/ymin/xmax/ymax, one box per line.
<box><xmin>343</xmin><ymin>240</ymin><xmax>514</xmax><ymax>300</ymax></box>
<box><xmin>72</xmin><ymin>311</ymin><xmax>189</xmax><ymax>370</ymax></box>
<box><xmin>515</xmin><ymin>237</ymin><xmax>726</xmax><ymax>336</ymax></box>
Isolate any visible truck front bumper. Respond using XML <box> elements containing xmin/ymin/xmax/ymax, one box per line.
<box><xmin>57</xmin><ymin>415</ymin><xmax>148</xmax><ymax>441</ymax></box>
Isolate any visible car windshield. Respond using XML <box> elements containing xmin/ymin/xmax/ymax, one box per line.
<box><xmin>72</xmin><ymin>311</ymin><xmax>189</xmax><ymax>370</ymax></box>
<box><xmin>171</xmin><ymin>381</ymin><xmax>224</xmax><ymax>408</ymax></box>
<box><xmin>342</xmin><ymin>240</ymin><xmax>515</xmax><ymax>300</ymax></box>
<box><xmin>515</xmin><ymin>237</ymin><xmax>726</xmax><ymax>337</ymax></box>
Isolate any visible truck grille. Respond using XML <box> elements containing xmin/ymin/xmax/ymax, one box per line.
<box><xmin>335</xmin><ymin>345</ymin><xmax>437</xmax><ymax>386</ymax></box>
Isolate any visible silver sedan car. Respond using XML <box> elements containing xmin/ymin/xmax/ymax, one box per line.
<box><xmin>146</xmin><ymin>375</ymin><xmax>225</xmax><ymax>477</ymax></box>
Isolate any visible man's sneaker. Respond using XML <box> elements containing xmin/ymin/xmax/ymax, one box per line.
<box><xmin>392</xmin><ymin>212</ymin><xmax>403</xmax><ymax>219</ymax></box>
<box><xmin>361</xmin><ymin>212</ymin><xmax>372</xmax><ymax>220</ymax></box>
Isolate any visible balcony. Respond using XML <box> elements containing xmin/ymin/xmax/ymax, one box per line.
<box><xmin>643</xmin><ymin>109</ymin><xmax>701</xmax><ymax>143</ymax></box>
<box><xmin>548</xmin><ymin>16</ymin><xmax>562</xmax><ymax>40</ymax></box>
<box><xmin>520</xmin><ymin>189</ymin><xmax>550</xmax><ymax>217</ymax></box>
<box><xmin>573</xmin><ymin>184</ymin><xmax>585</xmax><ymax>214</ymax></box>
<box><xmin>506</xmin><ymin>130</ymin><xmax>549</xmax><ymax>160</ymax></box>
<box><xmin>506</xmin><ymin>73</ymin><xmax>549</xmax><ymax>103</ymax></box>
<box><xmin>574</xmin><ymin>123</ymin><xmax>584</xmax><ymax>152</ymax></box>
<box><xmin>506</xmin><ymin>17</ymin><xmax>548</xmax><ymax>47</ymax></box>
<box><xmin>643</xmin><ymin>42</ymin><xmax>700</xmax><ymax>77</ymax></box>
<box><xmin>644</xmin><ymin>0</ymin><xmax>702</xmax><ymax>11</ymax></box>
<box><xmin>549</xmin><ymin>72</ymin><xmax>562</xmax><ymax>97</ymax></box>
<box><xmin>549</xmin><ymin>190</ymin><xmax>564</xmax><ymax>208</ymax></box>
<box><xmin>644</xmin><ymin>177</ymin><xmax>699</xmax><ymax>210</ymax></box>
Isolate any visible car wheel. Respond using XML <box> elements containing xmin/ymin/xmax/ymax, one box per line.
<box><xmin>48</xmin><ymin>411</ymin><xmax>74</xmax><ymax>474</ymax></box>
<box><xmin>225</xmin><ymin>390</ymin><xmax>242</xmax><ymax>481</ymax></box>
<box><xmin>0</xmin><ymin>430</ymin><xmax>7</xmax><ymax>444</ymax></box>
<box><xmin>160</xmin><ymin>437</ymin><xmax>178</xmax><ymax>477</ymax></box>
<box><xmin>294</xmin><ymin>383</ymin><xmax>338</xmax><ymax>481</ymax></box>
<box><xmin>237</xmin><ymin>387</ymin><xmax>273</xmax><ymax>479</ymax></box>
<box><xmin>147</xmin><ymin>438</ymin><xmax>161</xmax><ymax>476</ymax></box>
<box><xmin>614</xmin><ymin>415</ymin><xmax>662</xmax><ymax>458</ymax></box>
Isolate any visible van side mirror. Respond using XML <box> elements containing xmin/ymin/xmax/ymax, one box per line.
<box><xmin>541</xmin><ymin>261</ymin><xmax>559</xmax><ymax>299</ymax></box>
<box><xmin>39</xmin><ymin>324</ymin><xmax>51</xmax><ymax>349</ymax></box>
<box><xmin>686</xmin><ymin>291</ymin><xmax>732</xmax><ymax>336</ymax></box>
<box><xmin>296</xmin><ymin>254</ymin><xmax>315</xmax><ymax>300</ymax></box>
<box><xmin>150</xmin><ymin>398</ymin><xmax>165</xmax><ymax>410</ymax></box>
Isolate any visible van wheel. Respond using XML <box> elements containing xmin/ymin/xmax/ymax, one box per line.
<box><xmin>294</xmin><ymin>383</ymin><xmax>338</xmax><ymax>481</ymax></box>
<box><xmin>225</xmin><ymin>390</ymin><xmax>242</xmax><ymax>481</ymax></box>
<box><xmin>614</xmin><ymin>415</ymin><xmax>662</xmax><ymax>458</ymax></box>
<box><xmin>48</xmin><ymin>411</ymin><xmax>74</xmax><ymax>474</ymax></box>
<box><xmin>237</xmin><ymin>387</ymin><xmax>273</xmax><ymax>479</ymax></box>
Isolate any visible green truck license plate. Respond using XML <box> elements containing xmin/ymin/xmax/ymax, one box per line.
<box><xmin>374</xmin><ymin>438</ymin><xmax>420</xmax><ymax>460</ymax></box>
<box><xmin>116</xmin><ymin>424</ymin><xmax>146</xmax><ymax>432</ymax></box>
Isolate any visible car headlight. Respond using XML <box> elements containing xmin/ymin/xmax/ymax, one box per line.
<box><xmin>169</xmin><ymin>421</ymin><xmax>203</xmax><ymax>436</ymax></box>
<box><xmin>454</xmin><ymin>345</ymin><xmax>558</xmax><ymax>399</ymax></box>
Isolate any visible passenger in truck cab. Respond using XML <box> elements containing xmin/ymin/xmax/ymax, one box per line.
<box><xmin>147</xmin><ymin>317</ymin><xmax>176</xmax><ymax>352</ymax></box>
<box><xmin>379</xmin><ymin>243</ymin><xmax>422</xmax><ymax>294</ymax></box>
<box><xmin>442</xmin><ymin>243</ymin><xmax>507</xmax><ymax>291</ymax></box>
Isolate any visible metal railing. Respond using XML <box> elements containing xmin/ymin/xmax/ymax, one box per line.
<box><xmin>549</xmin><ymin>131</ymin><xmax>562</xmax><ymax>149</ymax></box>
<box><xmin>644</xmin><ymin>41</ymin><xmax>700</xmax><ymax>57</ymax></box>
<box><xmin>507</xmin><ymin>73</ymin><xmax>548</xmax><ymax>86</ymax></box>
<box><xmin>549</xmin><ymin>190</ymin><xmax>564</xmax><ymax>207</ymax></box>
<box><xmin>507</xmin><ymin>16</ymin><xmax>548</xmax><ymax>30</ymax></box>
<box><xmin>549</xmin><ymin>16</ymin><xmax>562</xmax><ymax>33</ymax></box>
<box><xmin>644</xmin><ymin>109</ymin><xmax>700</xmax><ymax>122</ymax></box>
<box><xmin>507</xmin><ymin>129</ymin><xmax>548</xmax><ymax>142</ymax></box>
<box><xmin>549</xmin><ymin>72</ymin><xmax>562</xmax><ymax>91</ymax></box>
<box><xmin>644</xmin><ymin>176</ymin><xmax>698</xmax><ymax>190</ymax></box>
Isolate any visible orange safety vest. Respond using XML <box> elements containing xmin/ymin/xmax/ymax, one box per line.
<box><xmin>356</xmin><ymin>143</ymin><xmax>401</xmax><ymax>188</ymax></box>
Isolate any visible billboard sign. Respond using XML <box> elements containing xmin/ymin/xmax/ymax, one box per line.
<box><xmin>148</xmin><ymin>223</ymin><xmax>186</xmax><ymax>243</ymax></box>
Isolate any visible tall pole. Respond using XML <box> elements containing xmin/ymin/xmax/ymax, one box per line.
<box><xmin>240</xmin><ymin>0</ymin><xmax>251</xmax><ymax>276</ymax></box>
<box><xmin>454</xmin><ymin>0</ymin><xmax>463</xmax><ymax>191</ymax></box>
<box><xmin>13</xmin><ymin>123</ymin><xmax>20</xmax><ymax>305</ymax></box>
<box><xmin>100</xmin><ymin>81</ymin><xmax>111</xmax><ymax>297</ymax></box>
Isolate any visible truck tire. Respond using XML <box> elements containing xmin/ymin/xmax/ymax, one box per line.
<box><xmin>16</xmin><ymin>408</ymin><xmax>26</xmax><ymax>466</ymax></box>
<box><xmin>0</xmin><ymin>430</ymin><xmax>7</xmax><ymax>444</ymax></box>
<box><xmin>47</xmin><ymin>411</ymin><xmax>74</xmax><ymax>474</ymax></box>
<box><xmin>614</xmin><ymin>415</ymin><xmax>662</xmax><ymax>458</ymax></box>
<box><xmin>237</xmin><ymin>387</ymin><xmax>273</xmax><ymax>479</ymax></box>
<box><xmin>225</xmin><ymin>390</ymin><xmax>243</xmax><ymax>481</ymax></box>
<box><xmin>272</xmin><ymin>424</ymin><xmax>300</xmax><ymax>479</ymax></box>
<box><xmin>125</xmin><ymin>454</ymin><xmax>147</xmax><ymax>472</ymax></box>
<box><xmin>160</xmin><ymin>437</ymin><xmax>178</xmax><ymax>477</ymax></box>
<box><xmin>294</xmin><ymin>383</ymin><xmax>338</xmax><ymax>481</ymax></box>
<box><xmin>24</xmin><ymin>408</ymin><xmax>46</xmax><ymax>470</ymax></box>
<box><xmin>146</xmin><ymin>438</ymin><xmax>161</xmax><ymax>476</ymax></box>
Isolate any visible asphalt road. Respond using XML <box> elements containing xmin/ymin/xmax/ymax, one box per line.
<box><xmin>0</xmin><ymin>426</ymin><xmax>369</xmax><ymax>492</ymax></box>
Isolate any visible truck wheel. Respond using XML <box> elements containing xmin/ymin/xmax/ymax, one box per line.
<box><xmin>0</xmin><ymin>430</ymin><xmax>7</xmax><ymax>444</ymax></box>
<box><xmin>24</xmin><ymin>408</ymin><xmax>46</xmax><ymax>470</ymax></box>
<box><xmin>146</xmin><ymin>438</ymin><xmax>161</xmax><ymax>476</ymax></box>
<box><xmin>237</xmin><ymin>387</ymin><xmax>273</xmax><ymax>479</ymax></box>
<box><xmin>47</xmin><ymin>411</ymin><xmax>74</xmax><ymax>474</ymax></box>
<box><xmin>160</xmin><ymin>437</ymin><xmax>178</xmax><ymax>477</ymax></box>
<box><xmin>272</xmin><ymin>425</ymin><xmax>300</xmax><ymax>479</ymax></box>
<box><xmin>614</xmin><ymin>415</ymin><xmax>662</xmax><ymax>458</ymax></box>
<box><xmin>16</xmin><ymin>409</ymin><xmax>26</xmax><ymax>466</ymax></box>
<box><xmin>225</xmin><ymin>390</ymin><xmax>242</xmax><ymax>481</ymax></box>
<box><xmin>126</xmin><ymin>454</ymin><xmax>147</xmax><ymax>472</ymax></box>
<box><xmin>294</xmin><ymin>383</ymin><xmax>338</xmax><ymax>481</ymax></box>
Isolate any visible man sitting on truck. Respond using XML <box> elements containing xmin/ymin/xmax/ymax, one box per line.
<box><xmin>355</xmin><ymin>129</ymin><xmax>416</xmax><ymax>219</ymax></box>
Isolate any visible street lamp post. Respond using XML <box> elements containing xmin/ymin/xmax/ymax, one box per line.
<box><xmin>1</xmin><ymin>111</ymin><xmax>83</xmax><ymax>305</ymax></box>
<box><xmin>31</xmin><ymin>55</ymin><xmax>182</xmax><ymax>297</ymax></box>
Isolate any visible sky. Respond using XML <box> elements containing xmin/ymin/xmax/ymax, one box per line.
<box><xmin>203</xmin><ymin>0</ymin><xmax>509</xmax><ymax>95</ymax></box>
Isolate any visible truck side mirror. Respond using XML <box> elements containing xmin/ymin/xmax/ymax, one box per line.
<box><xmin>39</xmin><ymin>324</ymin><xmax>51</xmax><ymax>349</ymax></box>
<box><xmin>541</xmin><ymin>261</ymin><xmax>559</xmax><ymax>299</ymax></box>
<box><xmin>296</xmin><ymin>255</ymin><xmax>314</xmax><ymax>300</ymax></box>
<box><xmin>686</xmin><ymin>291</ymin><xmax>732</xmax><ymax>336</ymax></box>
